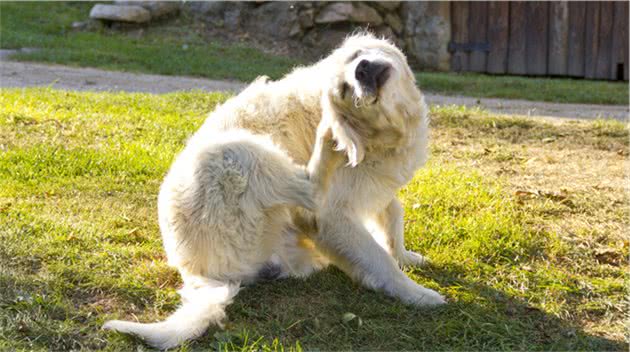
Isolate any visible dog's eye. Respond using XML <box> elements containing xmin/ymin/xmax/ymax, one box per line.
<box><xmin>346</xmin><ymin>50</ymin><xmax>361</xmax><ymax>63</ymax></box>
<box><xmin>340</xmin><ymin>82</ymin><xmax>350</xmax><ymax>99</ymax></box>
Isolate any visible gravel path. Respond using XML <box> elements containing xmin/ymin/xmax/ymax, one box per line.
<box><xmin>1</xmin><ymin>60</ymin><xmax>627</xmax><ymax>121</ymax></box>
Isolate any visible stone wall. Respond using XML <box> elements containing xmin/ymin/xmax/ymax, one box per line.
<box><xmin>401</xmin><ymin>2</ymin><xmax>450</xmax><ymax>71</ymax></box>
<box><xmin>89</xmin><ymin>1</ymin><xmax>452</xmax><ymax>71</ymax></box>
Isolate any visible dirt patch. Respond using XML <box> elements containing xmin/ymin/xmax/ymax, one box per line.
<box><xmin>0</xmin><ymin>60</ymin><xmax>244</xmax><ymax>93</ymax></box>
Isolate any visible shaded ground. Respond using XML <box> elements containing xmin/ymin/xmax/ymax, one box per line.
<box><xmin>2</xmin><ymin>60</ymin><xmax>628</xmax><ymax>121</ymax></box>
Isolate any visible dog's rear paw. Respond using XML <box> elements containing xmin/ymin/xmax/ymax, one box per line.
<box><xmin>102</xmin><ymin>320</ymin><xmax>125</xmax><ymax>332</ymax></box>
<box><xmin>399</xmin><ymin>250</ymin><xmax>429</xmax><ymax>267</ymax></box>
<box><xmin>257</xmin><ymin>262</ymin><xmax>284</xmax><ymax>281</ymax></box>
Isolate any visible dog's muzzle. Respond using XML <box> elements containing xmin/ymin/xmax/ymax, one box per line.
<box><xmin>355</xmin><ymin>59</ymin><xmax>391</xmax><ymax>95</ymax></box>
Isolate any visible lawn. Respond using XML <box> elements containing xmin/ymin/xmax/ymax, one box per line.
<box><xmin>0</xmin><ymin>88</ymin><xmax>627</xmax><ymax>350</ymax></box>
<box><xmin>1</xmin><ymin>1</ymin><xmax>629</xmax><ymax>106</ymax></box>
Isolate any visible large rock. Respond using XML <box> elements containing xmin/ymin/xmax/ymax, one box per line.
<box><xmin>315</xmin><ymin>2</ymin><xmax>383</xmax><ymax>25</ymax></box>
<box><xmin>401</xmin><ymin>2</ymin><xmax>450</xmax><ymax>71</ymax></box>
<box><xmin>89</xmin><ymin>4</ymin><xmax>151</xmax><ymax>23</ymax></box>
<box><xmin>245</xmin><ymin>2</ymin><xmax>300</xmax><ymax>39</ymax></box>
<box><xmin>184</xmin><ymin>1</ymin><xmax>225</xmax><ymax>16</ymax></box>
<box><xmin>373</xmin><ymin>1</ymin><xmax>401</xmax><ymax>11</ymax></box>
<box><xmin>184</xmin><ymin>2</ymin><xmax>250</xmax><ymax>31</ymax></box>
<box><xmin>224</xmin><ymin>4</ymin><xmax>245</xmax><ymax>31</ymax></box>
<box><xmin>374</xmin><ymin>25</ymin><xmax>396</xmax><ymax>41</ymax></box>
<box><xmin>302</xmin><ymin>26</ymin><xmax>351</xmax><ymax>53</ymax></box>
<box><xmin>298</xmin><ymin>8</ymin><xmax>315</xmax><ymax>29</ymax></box>
<box><xmin>114</xmin><ymin>1</ymin><xmax>180</xmax><ymax>19</ymax></box>
<box><xmin>384</xmin><ymin>13</ymin><xmax>403</xmax><ymax>34</ymax></box>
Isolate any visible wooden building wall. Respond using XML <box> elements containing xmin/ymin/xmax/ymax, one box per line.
<box><xmin>450</xmin><ymin>1</ymin><xmax>628</xmax><ymax>81</ymax></box>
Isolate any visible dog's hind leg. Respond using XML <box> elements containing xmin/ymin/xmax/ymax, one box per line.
<box><xmin>250</xmin><ymin>123</ymin><xmax>344</xmax><ymax>214</ymax></box>
<box><xmin>222</xmin><ymin>141</ymin><xmax>316</xmax><ymax>212</ymax></box>
<box><xmin>307</xmin><ymin>125</ymin><xmax>346</xmax><ymax>200</ymax></box>
<box><xmin>256</xmin><ymin>126</ymin><xmax>343</xmax><ymax>281</ymax></box>
<box><xmin>253</xmin><ymin>165</ymin><xmax>316</xmax><ymax>212</ymax></box>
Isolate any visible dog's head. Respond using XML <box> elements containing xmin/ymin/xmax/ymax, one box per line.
<box><xmin>321</xmin><ymin>32</ymin><xmax>425</xmax><ymax>166</ymax></box>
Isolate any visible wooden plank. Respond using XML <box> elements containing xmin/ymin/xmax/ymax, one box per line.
<box><xmin>567</xmin><ymin>2</ymin><xmax>586</xmax><ymax>77</ymax></box>
<box><xmin>450</xmin><ymin>1</ymin><xmax>469</xmax><ymax>72</ymax></box>
<box><xmin>595</xmin><ymin>2</ymin><xmax>614</xmax><ymax>79</ymax></box>
<box><xmin>468</xmin><ymin>1</ymin><xmax>488</xmax><ymax>72</ymax></box>
<box><xmin>548</xmin><ymin>2</ymin><xmax>569</xmax><ymax>75</ymax></box>
<box><xmin>508</xmin><ymin>2</ymin><xmax>527</xmax><ymax>74</ymax></box>
<box><xmin>625</xmin><ymin>2</ymin><xmax>629</xmax><ymax>81</ymax></box>
<box><xmin>610</xmin><ymin>1</ymin><xmax>628</xmax><ymax>80</ymax></box>
<box><xmin>525</xmin><ymin>2</ymin><xmax>549</xmax><ymax>75</ymax></box>
<box><xmin>584</xmin><ymin>1</ymin><xmax>600</xmax><ymax>79</ymax></box>
<box><xmin>486</xmin><ymin>2</ymin><xmax>509</xmax><ymax>74</ymax></box>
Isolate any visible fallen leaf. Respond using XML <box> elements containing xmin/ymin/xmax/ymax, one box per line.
<box><xmin>515</xmin><ymin>189</ymin><xmax>569</xmax><ymax>203</ymax></box>
<box><xmin>0</xmin><ymin>203</ymin><xmax>11</xmax><ymax>213</ymax></box>
<box><xmin>539</xmin><ymin>190</ymin><xmax>568</xmax><ymax>202</ymax></box>
<box><xmin>515</xmin><ymin>190</ymin><xmax>538</xmax><ymax>199</ymax></box>
<box><xmin>594</xmin><ymin>248</ymin><xmax>622</xmax><ymax>266</ymax></box>
<box><xmin>342</xmin><ymin>312</ymin><xmax>363</xmax><ymax>327</ymax></box>
<box><xmin>525</xmin><ymin>157</ymin><xmax>538</xmax><ymax>165</ymax></box>
<box><xmin>342</xmin><ymin>312</ymin><xmax>356</xmax><ymax>323</ymax></box>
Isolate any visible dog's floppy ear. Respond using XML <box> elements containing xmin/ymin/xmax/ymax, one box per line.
<box><xmin>321</xmin><ymin>94</ymin><xmax>365</xmax><ymax>167</ymax></box>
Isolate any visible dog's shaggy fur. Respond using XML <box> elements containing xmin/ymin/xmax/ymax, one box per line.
<box><xmin>104</xmin><ymin>33</ymin><xmax>445</xmax><ymax>349</ymax></box>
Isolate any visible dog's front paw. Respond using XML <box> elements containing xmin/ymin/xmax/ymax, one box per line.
<box><xmin>417</xmin><ymin>289</ymin><xmax>446</xmax><ymax>306</ymax></box>
<box><xmin>406</xmin><ymin>287</ymin><xmax>446</xmax><ymax>307</ymax></box>
<box><xmin>399</xmin><ymin>250</ymin><xmax>429</xmax><ymax>267</ymax></box>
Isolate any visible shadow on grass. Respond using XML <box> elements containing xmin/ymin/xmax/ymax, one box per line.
<box><xmin>182</xmin><ymin>264</ymin><xmax>625</xmax><ymax>351</ymax></box>
<box><xmin>2</xmin><ymin>254</ymin><xmax>622</xmax><ymax>351</ymax></box>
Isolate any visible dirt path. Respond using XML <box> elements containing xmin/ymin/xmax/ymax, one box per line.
<box><xmin>1</xmin><ymin>60</ymin><xmax>627</xmax><ymax>121</ymax></box>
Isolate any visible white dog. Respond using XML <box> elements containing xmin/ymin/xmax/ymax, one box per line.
<box><xmin>104</xmin><ymin>32</ymin><xmax>445</xmax><ymax>349</ymax></box>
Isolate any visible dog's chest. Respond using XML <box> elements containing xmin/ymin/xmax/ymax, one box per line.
<box><xmin>361</xmin><ymin>146</ymin><xmax>422</xmax><ymax>186</ymax></box>
<box><xmin>329</xmin><ymin>150</ymin><xmax>417</xmax><ymax>213</ymax></box>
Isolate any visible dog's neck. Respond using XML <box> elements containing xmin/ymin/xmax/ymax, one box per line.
<box><xmin>341</xmin><ymin>107</ymin><xmax>422</xmax><ymax>155</ymax></box>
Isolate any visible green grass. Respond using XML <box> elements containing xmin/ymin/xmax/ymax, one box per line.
<box><xmin>1</xmin><ymin>2</ymin><xmax>628</xmax><ymax>105</ymax></box>
<box><xmin>1</xmin><ymin>88</ymin><xmax>627</xmax><ymax>350</ymax></box>
<box><xmin>416</xmin><ymin>71</ymin><xmax>629</xmax><ymax>106</ymax></box>
<box><xmin>0</xmin><ymin>2</ymin><xmax>299</xmax><ymax>82</ymax></box>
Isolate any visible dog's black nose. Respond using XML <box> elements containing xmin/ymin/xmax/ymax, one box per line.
<box><xmin>355</xmin><ymin>59</ymin><xmax>390</xmax><ymax>93</ymax></box>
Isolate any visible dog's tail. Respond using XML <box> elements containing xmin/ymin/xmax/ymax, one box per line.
<box><xmin>103</xmin><ymin>281</ymin><xmax>240</xmax><ymax>350</ymax></box>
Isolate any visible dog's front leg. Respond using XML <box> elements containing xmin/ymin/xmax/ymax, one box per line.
<box><xmin>314</xmin><ymin>207</ymin><xmax>445</xmax><ymax>306</ymax></box>
<box><xmin>376</xmin><ymin>199</ymin><xmax>428</xmax><ymax>267</ymax></box>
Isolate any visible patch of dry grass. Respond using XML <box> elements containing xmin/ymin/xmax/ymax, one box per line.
<box><xmin>431</xmin><ymin>105</ymin><xmax>629</xmax><ymax>342</ymax></box>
